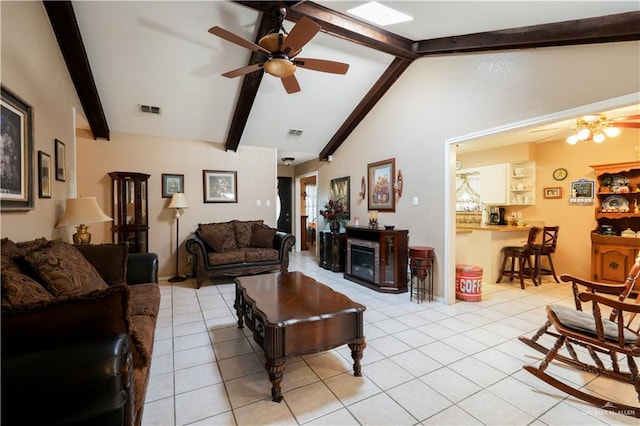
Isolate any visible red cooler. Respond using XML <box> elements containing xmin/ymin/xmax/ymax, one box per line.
<box><xmin>456</xmin><ymin>265</ymin><xmax>483</xmax><ymax>302</ymax></box>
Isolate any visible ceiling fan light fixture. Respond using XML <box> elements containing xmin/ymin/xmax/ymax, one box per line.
<box><xmin>264</xmin><ymin>58</ymin><xmax>296</xmax><ymax>78</ymax></box>
<box><xmin>281</xmin><ymin>157</ymin><xmax>295</xmax><ymax>166</ymax></box>
<box><xmin>603</xmin><ymin>126</ymin><xmax>621</xmax><ymax>137</ymax></box>
<box><xmin>593</xmin><ymin>132</ymin><xmax>606</xmax><ymax>143</ymax></box>
<box><xmin>566</xmin><ymin>134</ymin><xmax>579</xmax><ymax>145</ymax></box>
<box><xmin>577</xmin><ymin>128</ymin><xmax>590</xmax><ymax>140</ymax></box>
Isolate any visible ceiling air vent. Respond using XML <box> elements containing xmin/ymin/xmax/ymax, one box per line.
<box><xmin>139</xmin><ymin>104</ymin><xmax>162</xmax><ymax>114</ymax></box>
<box><xmin>287</xmin><ymin>129</ymin><xmax>303</xmax><ymax>137</ymax></box>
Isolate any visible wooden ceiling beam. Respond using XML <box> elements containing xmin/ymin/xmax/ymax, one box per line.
<box><xmin>43</xmin><ymin>1</ymin><xmax>109</xmax><ymax>140</ymax></box>
<box><xmin>319</xmin><ymin>57</ymin><xmax>413</xmax><ymax>161</ymax></box>
<box><xmin>234</xmin><ymin>1</ymin><xmax>417</xmax><ymax>60</ymax></box>
<box><xmin>414</xmin><ymin>11</ymin><xmax>640</xmax><ymax>55</ymax></box>
<box><xmin>224</xmin><ymin>13</ymin><xmax>279</xmax><ymax>152</ymax></box>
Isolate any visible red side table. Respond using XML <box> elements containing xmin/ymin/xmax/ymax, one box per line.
<box><xmin>408</xmin><ymin>246</ymin><xmax>435</xmax><ymax>303</ymax></box>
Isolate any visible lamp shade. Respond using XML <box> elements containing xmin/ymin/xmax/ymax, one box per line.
<box><xmin>56</xmin><ymin>197</ymin><xmax>112</xmax><ymax>227</ymax></box>
<box><xmin>168</xmin><ymin>193</ymin><xmax>188</xmax><ymax>209</ymax></box>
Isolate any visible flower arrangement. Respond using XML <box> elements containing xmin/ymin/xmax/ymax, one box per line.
<box><xmin>320</xmin><ymin>198</ymin><xmax>348</xmax><ymax>224</ymax></box>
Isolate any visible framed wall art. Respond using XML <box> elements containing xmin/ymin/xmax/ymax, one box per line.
<box><xmin>38</xmin><ymin>151</ymin><xmax>52</xmax><ymax>198</ymax></box>
<box><xmin>162</xmin><ymin>173</ymin><xmax>184</xmax><ymax>198</ymax></box>
<box><xmin>55</xmin><ymin>139</ymin><xmax>66</xmax><ymax>182</ymax></box>
<box><xmin>330</xmin><ymin>176</ymin><xmax>350</xmax><ymax>219</ymax></box>
<box><xmin>543</xmin><ymin>187</ymin><xmax>562</xmax><ymax>199</ymax></box>
<box><xmin>368</xmin><ymin>158</ymin><xmax>395</xmax><ymax>212</ymax></box>
<box><xmin>203</xmin><ymin>170</ymin><xmax>237</xmax><ymax>203</ymax></box>
<box><xmin>569</xmin><ymin>178</ymin><xmax>595</xmax><ymax>205</ymax></box>
<box><xmin>1</xmin><ymin>85</ymin><xmax>34</xmax><ymax>211</ymax></box>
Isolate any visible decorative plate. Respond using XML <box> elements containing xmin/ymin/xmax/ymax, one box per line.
<box><xmin>602</xmin><ymin>174</ymin><xmax>629</xmax><ymax>189</ymax></box>
<box><xmin>601</xmin><ymin>194</ymin><xmax>629</xmax><ymax>212</ymax></box>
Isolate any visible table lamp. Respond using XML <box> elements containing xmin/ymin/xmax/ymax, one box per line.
<box><xmin>168</xmin><ymin>192</ymin><xmax>189</xmax><ymax>282</ymax></box>
<box><xmin>56</xmin><ymin>197</ymin><xmax>112</xmax><ymax>244</ymax></box>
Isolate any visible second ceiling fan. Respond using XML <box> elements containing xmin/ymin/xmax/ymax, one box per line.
<box><xmin>209</xmin><ymin>7</ymin><xmax>349</xmax><ymax>94</ymax></box>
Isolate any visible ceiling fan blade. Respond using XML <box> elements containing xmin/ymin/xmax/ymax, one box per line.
<box><xmin>612</xmin><ymin>122</ymin><xmax>640</xmax><ymax>129</ymax></box>
<box><xmin>294</xmin><ymin>58</ymin><xmax>349</xmax><ymax>74</ymax></box>
<box><xmin>281</xmin><ymin>74</ymin><xmax>301</xmax><ymax>94</ymax></box>
<box><xmin>222</xmin><ymin>63</ymin><xmax>264</xmax><ymax>78</ymax></box>
<box><xmin>209</xmin><ymin>26</ymin><xmax>271</xmax><ymax>56</ymax></box>
<box><xmin>528</xmin><ymin>127</ymin><xmax>567</xmax><ymax>133</ymax></box>
<box><xmin>613</xmin><ymin>114</ymin><xmax>640</xmax><ymax>121</ymax></box>
<box><xmin>281</xmin><ymin>17</ymin><xmax>320</xmax><ymax>56</ymax></box>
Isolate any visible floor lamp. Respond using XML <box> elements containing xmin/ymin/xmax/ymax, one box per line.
<box><xmin>168</xmin><ymin>193</ymin><xmax>188</xmax><ymax>282</ymax></box>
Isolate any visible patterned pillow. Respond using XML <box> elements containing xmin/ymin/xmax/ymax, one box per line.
<box><xmin>1</xmin><ymin>238</ymin><xmax>23</xmax><ymax>273</ymax></box>
<box><xmin>24</xmin><ymin>240</ymin><xmax>109</xmax><ymax>297</ymax></box>
<box><xmin>250</xmin><ymin>224</ymin><xmax>276</xmax><ymax>248</ymax></box>
<box><xmin>1</xmin><ymin>270</ymin><xmax>53</xmax><ymax>308</ymax></box>
<box><xmin>234</xmin><ymin>220</ymin><xmax>264</xmax><ymax>248</ymax></box>
<box><xmin>198</xmin><ymin>222</ymin><xmax>238</xmax><ymax>252</ymax></box>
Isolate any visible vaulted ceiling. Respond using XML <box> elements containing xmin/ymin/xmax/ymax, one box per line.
<box><xmin>44</xmin><ymin>1</ymin><xmax>640</xmax><ymax>165</ymax></box>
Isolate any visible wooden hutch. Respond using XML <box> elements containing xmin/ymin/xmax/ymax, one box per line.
<box><xmin>590</xmin><ymin>161</ymin><xmax>640</xmax><ymax>288</ymax></box>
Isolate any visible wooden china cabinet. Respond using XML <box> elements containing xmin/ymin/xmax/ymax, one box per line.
<box><xmin>590</xmin><ymin>161</ymin><xmax>640</xmax><ymax>288</ymax></box>
<box><xmin>109</xmin><ymin>172</ymin><xmax>150</xmax><ymax>253</ymax></box>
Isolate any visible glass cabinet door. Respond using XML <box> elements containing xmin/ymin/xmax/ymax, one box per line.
<box><xmin>109</xmin><ymin>172</ymin><xmax>150</xmax><ymax>253</ymax></box>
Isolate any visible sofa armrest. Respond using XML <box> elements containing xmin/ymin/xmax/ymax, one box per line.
<box><xmin>2</xmin><ymin>285</ymin><xmax>130</xmax><ymax>358</ymax></box>
<box><xmin>186</xmin><ymin>234</ymin><xmax>208</xmax><ymax>276</ymax></box>
<box><xmin>1</xmin><ymin>333</ymin><xmax>134</xmax><ymax>426</ymax></box>
<box><xmin>127</xmin><ymin>252</ymin><xmax>158</xmax><ymax>284</ymax></box>
<box><xmin>274</xmin><ymin>231</ymin><xmax>296</xmax><ymax>271</ymax></box>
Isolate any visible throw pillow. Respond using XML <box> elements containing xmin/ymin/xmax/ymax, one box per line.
<box><xmin>198</xmin><ymin>222</ymin><xmax>238</xmax><ymax>252</ymax></box>
<box><xmin>250</xmin><ymin>224</ymin><xmax>276</xmax><ymax>248</ymax></box>
<box><xmin>1</xmin><ymin>238</ymin><xmax>23</xmax><ymax>273</ymax></box>
<box><xmin>25</xmin><ymin>240</ymin><xmax>109</xmax><ymax>297</ymax></box>
<box><xmin>234</xmin><ymin>220</ymin><xmax>264</xmax><ymax>248</ymax></box>
<box><xmin>74</xmin><ymin>243</ymin><xmax>128</xmax><ymax>286</ymax></box>
<box><xmin>1</xmin><ymin>270</ymin><xmax>53</xmax><ymax>308</ymax></box>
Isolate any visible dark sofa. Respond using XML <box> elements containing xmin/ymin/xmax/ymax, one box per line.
<box><xmin>1</xmin><ymin>239</ymin><xmax>160</xmax><ymax>426</ymax></box>
<box><xmin>185</xmin><ymin>220</ymin><xmax>295</xmax><ymax>289</ymax></box>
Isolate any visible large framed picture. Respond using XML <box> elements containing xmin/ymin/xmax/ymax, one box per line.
<box><xmin>330</xmin><ymin>176</ymin><xmax>350</xmax><ymax>219</ymax></box>
<box><xmin>203</xmin><ymin>170</ymin><xmax>237</xmax><ymax>203</ymax></box>
<box><xmin>38</xmin><ymin>151</ymin><xmax>52</xmax><ymax>198</ymax></box>
<box><xmin>368</xmin><ymin>158</ymin><xmax>395</xmax><ymax>212</ymax></box>
<box><xmin>1</xmin><ymin>85</ymin><xmax>34</xmax><ymax>211</ymax></box>
<box><xmin>55</xmin><ymin>139</ymin><xmax>66</xmax><ymax>182</ymax></box>
<box><xmin>162</xmin><ymin>173</ymin><xmax>184</xmax><ymax>198</ymax></box>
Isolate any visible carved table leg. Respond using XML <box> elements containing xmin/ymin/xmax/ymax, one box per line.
<box><xmin>234</xmin><ymin>303</ymin><xmax>244</xmax><ymax>329</ymax></box>
<box><xmin>348</xmin><ymin>342</ymin><xmax>366</xmax><ymax>376</ymax></box>
<box><xmin>266</xmin><ymin>359</ymin><xmax>286</xmax><ymax>402</ymax></box>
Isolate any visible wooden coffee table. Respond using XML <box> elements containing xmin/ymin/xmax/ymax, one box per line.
<box><xmin>234</xmin><ymin>271</ymin><xmax>366</xmax><ymax>402</ymax></box>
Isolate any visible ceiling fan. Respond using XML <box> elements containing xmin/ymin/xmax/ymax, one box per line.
<box><xmin>530</xmin><ymin>111</ymin><xmax>640</xmax><ymax>144</ymax></box>
<box><xmin>208</xmin><ymin>7</ymin><xmax>349</xmax><ymax>94</ymax></box>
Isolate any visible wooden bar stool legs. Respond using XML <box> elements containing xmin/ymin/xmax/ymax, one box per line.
<box><xmin>496</xmin><ymin>227</ymin><xmax>541</xmax><ymax>289</ymax></box>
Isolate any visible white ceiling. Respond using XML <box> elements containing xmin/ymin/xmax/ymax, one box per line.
<box><xmin>71</xmin><ymin>1</ymin><xmax>640</xmax><ymax>164</ymax></box>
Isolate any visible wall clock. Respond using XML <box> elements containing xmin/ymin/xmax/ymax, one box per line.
<box><xmin>553</xmin><ymin>168</ymin><xmax>568</xmax><ymax>181</ymax></box>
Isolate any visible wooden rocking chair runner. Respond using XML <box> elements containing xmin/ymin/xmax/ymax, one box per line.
<box><xmin>520</xmin><ymin>258</ymin><xmax>640</xmax><ymax>417</ymax></box>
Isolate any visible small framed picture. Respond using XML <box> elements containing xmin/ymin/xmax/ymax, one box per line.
<box><xmin>203</xmin><ymin>170</ymin><xmax>237</xmax><ymax>203</ymax></box>
<box><xmin>543</xmin><ymin>187</ymin><xmax>562</xmax><ymax>199</ymax></box>
<box><xmin>162</xmin><ymin>173</ymin><xmax>184</xmax><ymax>198</ymax></box>
<box><xmin>38</xmin><ymin>151</ymin><xmax>52</xmax><ymax>198</ymax></box>
<box><xmin>55</xmin><ymin>139</ymin><xmax>66</xmax><ymax>182</ymax></box>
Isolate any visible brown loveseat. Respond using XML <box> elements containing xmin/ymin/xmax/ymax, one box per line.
<box><xmin>186</xmin><ymin>220</ymin><xmax>295</xmax><ymax>289</ymax></box>
<box><xmin>1</xmin><ymin>239</ymin><xmax>160</xmax><ymax>426</ymax></box>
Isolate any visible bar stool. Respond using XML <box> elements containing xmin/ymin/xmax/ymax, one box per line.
<box><xmin>533</xmin><ymin>226</ymin><xmax>560</xmax><ymax>283</ymax></box>
<box><xmin>496</xmin><ymin>226</ymin><xmax>541</xmax><ymax>289</ymax></box>
<box><xmin>408</xmin><ymin>246</ymin><xmax>435</xmax><ymax>302</ymax></box>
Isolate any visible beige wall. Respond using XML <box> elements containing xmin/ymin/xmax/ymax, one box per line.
<box><xmin>1</xmin><ymin>1</ymin><xmax>82</xmax><ymax>241</ymax></box>
<box><xmin>77</xmin><ymin>132</ymin><xmax>278</xmax><ymax>277</ymax></box>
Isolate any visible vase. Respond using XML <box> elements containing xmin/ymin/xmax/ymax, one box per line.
<box><xmin>330</xmin><ymin>221</ymin><xmax>340</xmax><ymax>233</ymax></box>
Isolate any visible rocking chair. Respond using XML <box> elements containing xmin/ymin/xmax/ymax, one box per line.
<box><xmin>520</xmin><ymin>257</ymin><xmax>640</xmax><ymax>417</ymax></box>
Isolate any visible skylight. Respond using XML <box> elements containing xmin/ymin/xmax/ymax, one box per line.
<box><xmin>347</xmin><ymin>1</ymin><xmax>413</xmax><ymax>26</ymax></box>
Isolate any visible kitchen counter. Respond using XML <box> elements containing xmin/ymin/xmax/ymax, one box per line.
<box><xmin>456</xmin><ymin>224</ymin><xmax>532</xmax><ymax>231</ymax></box>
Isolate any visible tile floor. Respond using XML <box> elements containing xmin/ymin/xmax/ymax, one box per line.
<box><xmin>142</xmin><ymin>251</ymin><xmax>637</xmax><ymax>426</ymax></box>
